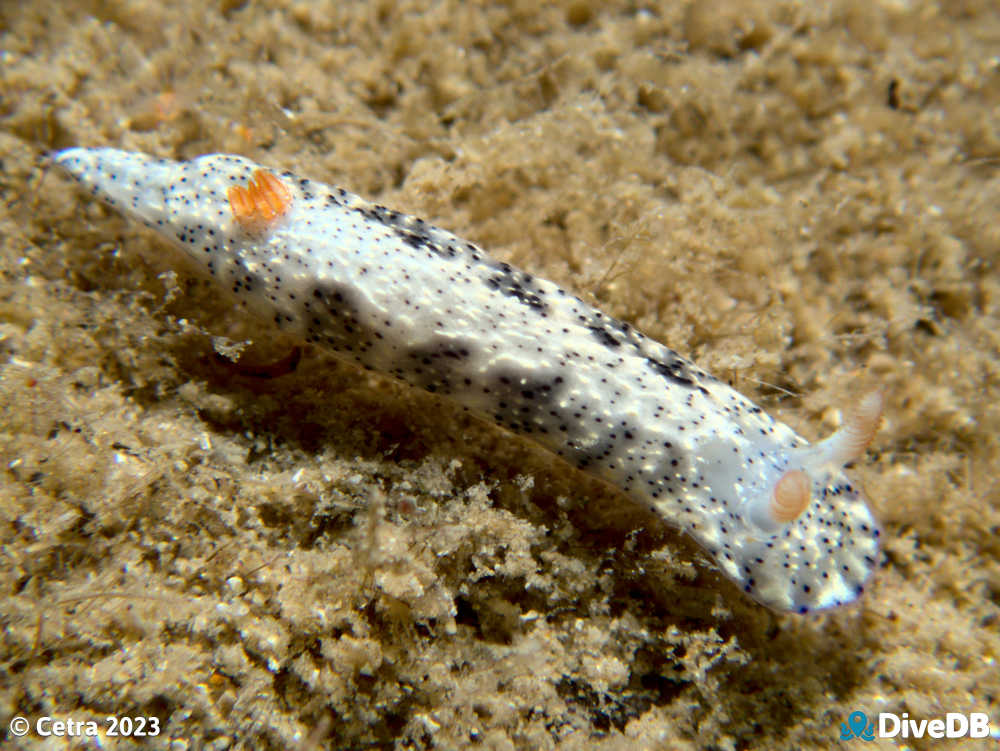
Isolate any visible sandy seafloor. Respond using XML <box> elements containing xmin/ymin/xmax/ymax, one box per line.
<box><xmin>1</xmin><ymin>0</ymin><xmax>999</xmax><ymax>749</ymax></box>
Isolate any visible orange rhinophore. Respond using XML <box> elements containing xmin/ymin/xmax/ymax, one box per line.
<box><xmin>838</xmin><ymin>390</ymin><xmax>885</xmax><ymax>465</ymax></box>
<box><xmin>770</xmin><ymin>469</ymin><xmax>812</xmax><ymax>523</ymax></box>
<box><xmin>227</xmin><ymin>169</ymin><xmax>292</xmax><ymax>234</ymax></box>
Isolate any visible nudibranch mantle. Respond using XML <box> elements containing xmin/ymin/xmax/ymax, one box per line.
<box><xmin>55</xmin><ymin>147</ymin><xmax>882</xmax><ymax>613</ymax></box>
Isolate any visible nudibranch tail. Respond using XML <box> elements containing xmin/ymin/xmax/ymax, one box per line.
<box><xmin>54</xmin><ymin>146</ymin><xmax>884</xmax><ymax>614</ymax></box>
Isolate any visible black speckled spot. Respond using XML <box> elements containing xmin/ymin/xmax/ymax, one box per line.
<box><xmin>394</xmin><ymin>227</ymin><xmax>459</xmax><ymax>258</ymax></box>
<box><xmin>587</xmin><ymin>324</ymin><xmax>622</xmax><ymax>350</ymax></box>
<box><xmin>350</xmin><ymin>200</ymin><xmax>461</xmax><ymax>260</ymax></box>
<box><xmin>398</xmin><ymin>230</ymin><xmax>433</xmax><ymax>252</ymax></box>
<box><xmin>310</xmin><ymin>282</ymin><xmax>356</xmax><ymax>311</ymax></box>
<box><xmin>299</xmin><ymin>282</ymin><xmax>371</xmax><ymax>350</ymax></box>
<box><xmin>484</xmin><ymin>262</ymin><xmax>549</xmax><ymax>314</ymax></box>
<box><xmin>397</xmin><ymin>339</ymin><xmax>482</xmax><ymax>395</ymax></box>
<box><xmin>646</xmin><ymin>354</ymin><xmax>697</xmax><ymax>388</ymax></box>
<box><xmin>481</xmin><ymin>368</ymin><xmax>565</xmax><ymax>433</ymax></box>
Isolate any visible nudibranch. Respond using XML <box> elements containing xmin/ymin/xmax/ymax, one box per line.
<box><xmin>54</xmin><ymin>147</ymin><xmax>883</xmax><ymax>613</ymax></box>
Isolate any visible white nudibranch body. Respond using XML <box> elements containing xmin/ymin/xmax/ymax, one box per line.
<box><xmin>54</xmin><ymin>147</ymin><xmax>883</xmax><ymax>613</ymax></box>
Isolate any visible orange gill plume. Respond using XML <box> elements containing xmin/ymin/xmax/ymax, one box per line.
<box><xmin>228</xmin><ymin>169</ymin><xmax>292</xmax><ymax>234</ymax></box>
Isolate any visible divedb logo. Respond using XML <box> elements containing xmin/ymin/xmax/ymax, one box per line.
<box><xmin>840</xmin><ymin>710</ymin><xmax>995</xmax><ymax>741</ymax></box>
